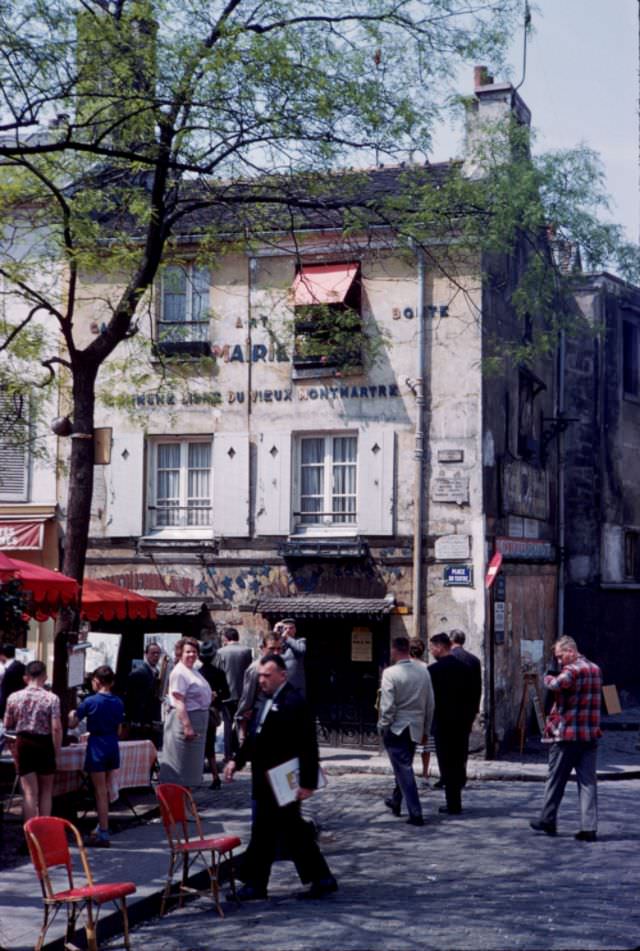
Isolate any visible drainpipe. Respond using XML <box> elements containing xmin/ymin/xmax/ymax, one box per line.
<box><xmin>556</xmin><ymin>328</ymin><xmax>566</xmax><ymax>636</ymax></box>
<box><xmin>247</xmin><ymin>255</ymin><xmax>257</xmax><ymax>537</ymax></box>
<box><xmin>412</xmin><ymin>244</ymin><xmax>427</xmax><ymax>635</ymax></box>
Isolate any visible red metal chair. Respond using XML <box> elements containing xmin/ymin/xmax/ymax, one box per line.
<box><xmin>155</xmin><ymin>782</ymin><xmax>241</xmax><ymax>917</ymax></box>
<box><xmin>24</xmin><ymin>816</ymin><xmax>136</xmax><ymax>951</ymax></box>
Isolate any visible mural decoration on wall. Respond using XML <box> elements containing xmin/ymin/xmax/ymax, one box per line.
<box><xmin>99</xmin><ymin>553</ymin><xmax>410</xmax><ymax>611</ymax></box>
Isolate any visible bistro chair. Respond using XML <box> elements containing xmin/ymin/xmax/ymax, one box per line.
<box><xmin>155</xmin><ymin>782</ymin><xmax>241</xmax><ymax>917</ymax></box>
<box><xmin>23</xmin><ymin>816</ymin><xmax>136</xmax><ymax>951</ymax></box>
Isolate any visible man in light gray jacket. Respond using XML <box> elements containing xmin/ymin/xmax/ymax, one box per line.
<box><xmin>378</xmin><ymin>635</ymin><xmax>434</xmax><ymax>827</ymax></box>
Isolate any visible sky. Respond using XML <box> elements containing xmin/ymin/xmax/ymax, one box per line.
<box><xmin>432</xmin><ymin>0</ymin><xmax>639</xmax><ymax>245</ymax></box>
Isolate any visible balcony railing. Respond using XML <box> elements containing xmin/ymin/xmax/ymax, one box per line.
<box><xmin>147</xmin><ymin>504</ymin><xmax>212</xmax><ymax>530</ymax></box>
<box><xmin>156</xmin><ymin>320</ymin><xmax>211</xmax><ymax>356</ymax></box>
<box><xmin>293</xmin><ymin>508</ymin><xmax>357</xmax><ymax>526</ymax></box>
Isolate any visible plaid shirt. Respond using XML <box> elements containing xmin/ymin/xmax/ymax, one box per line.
<box><xmin>544</xmin><ymin>655</ymin><xmax>602</xmax><ymax>742</ymax></box>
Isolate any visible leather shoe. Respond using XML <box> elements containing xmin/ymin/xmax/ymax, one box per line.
<box><xmin>575</xmin><ymin>830</ymin><xmax>597</xmax><ymax>842</ymax></box>
<box><xmin>406</xmin><ymin>816</ymin><xmax>424</xmax><ymax>827</ymax></box>
<box><xmin>530</xmin><ymin>819</ymin><xmax>556</xmax><ymax>836</ymax></box>
<box><xmin>297</xmin><ymin>876</ymin><xmax>338</xmax><ymax>900</ymax></box>
<box><xmin>231</xmin><ymin>884</ymin><xmax>268</xmax><ymax>901</ymax></box>
<box><xmin>384</xmin><ymin>798</ymin><xmax>401</xmax><ymax>817</ymax></box>
<box><xmin>438</xmin><ymin>806</ymin><xmax>462</xmax><ymax>815</ymax></box>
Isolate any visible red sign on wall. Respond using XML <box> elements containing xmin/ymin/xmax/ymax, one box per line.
<box><xmin>0</xmin><ymin>520</ymin><xmax>44</xmax><ymax>550</ymax></box>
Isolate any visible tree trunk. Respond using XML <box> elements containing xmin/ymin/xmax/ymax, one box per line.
<box><xmin>52</xmin><ymin>361</ymin><xmax>98</xmax><ymax>704</ymax></box>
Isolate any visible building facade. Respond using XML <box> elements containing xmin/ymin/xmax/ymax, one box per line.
<box><xmin>1</xmin><ymin>74</ymin><xmax>562</xmax><ymax>751</ymax></box>
<box><xmin>562</xmin><ymin>273</ymin><xmax>640</xmax><ymax>699</ymax></box>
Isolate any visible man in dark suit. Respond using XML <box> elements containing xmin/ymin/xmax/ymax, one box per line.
<box><xmin>224</xmin><ymin>653</ymin><xmax>337</xmax><ymax>901</ymax></box>
<box><xmin>450</xmin><ymin>628</ymin><xmax>482</xmax><ymax>779</ymax></box>
<box><xmin>428</xmin><ymin>632</ymin><xmax>474</xmax><ymax>816</ymax></box>
<box><xmin>0</xmin><ymin>643</ymin><xmax>26</xmax><ymax>718</ymax></box>
<box><xmin>125</xmin><ymin>641</ymin><xmax>163</xmax><ymax>745</ymax></box>
<box><xmin>214</xmin><ymin>627</ymin><xmax>253</xmax><ymax>761</ymax></box>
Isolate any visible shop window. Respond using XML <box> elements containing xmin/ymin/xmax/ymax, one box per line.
<box><xmin>147</xmin><ymin>438</ymin><xmax>212</xmax><ymax>531</ymax></box>
<box><xmin>157</xmin><ymin>265</ymin><xmax>211</xmax><ymax>356</ymax></box>
<box><xmin>291</xmin><ymin>263</ymin><xmax>361</xmax><ymax>373</ymax></box>
<box><xmin>295</xmin><ymin>434</ymin><xmax>357</xmax><ymax>531</ymax></box>
<box><xmin>0</xmin><ymin>389</ymin><xmax>30</xmax><ymax>501</ymax></box>
<box><xmin>622</xmin><ymin>319</ymin><xmax>639</xmax><ymax>398</ymax></box>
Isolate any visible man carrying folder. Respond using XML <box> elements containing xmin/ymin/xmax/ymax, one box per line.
<box><xmin>224</xmin><ymin>653</ymin><xmax>337</xmax><ymax>901</ymax></box>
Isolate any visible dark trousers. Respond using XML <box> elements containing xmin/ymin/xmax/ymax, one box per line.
<box><xmin>434</xmin><ymin>724</ymin><xmax>469</xmax><ymax>812</ymax></box>
<box><xmin>539</xmin><ymin>739</ymin><xmax>598</xmax><ymax>831</ymax></box>
<box><xmin>384</xmin><ymin>727</ymin><xmax>422</xmax><ymax>819</ymax></box>
<box><xmin>222</xmin><ymin>701</ymin><xmax>239</xmax><ymax>760</ymax></box>
<box><xmin>241</xmin><ymin>795</ymin><xmax>332</xmax><ymax>892</ymax></box>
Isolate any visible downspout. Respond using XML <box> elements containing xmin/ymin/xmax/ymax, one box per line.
<box><xmin>556</xmin><ymin>327</ymin><xmax>566</xmax><ymax>636</ymax></box>
<box><xmin>247</xmin><ymin>255</ymin><xmax>256</xmax><ymax>536</ymax></box>
<box><xmin>412</xmin><ymin>243</ymin><xmax>427</xmax><ymax>635</ymax></box>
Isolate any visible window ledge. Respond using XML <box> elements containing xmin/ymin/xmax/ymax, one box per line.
<box><xmin>140</xmin><ymin>529</ymin><xmax>214</xmax><ymax>543</ymax></box>
<box><xmin>291</xmin><ymin>365</ymin><xmax>353</xmax><ymax>381</ymax></box>
<box><xmin>290</xmin><ymin>526</ymin><xmax>359</xmax><ymax>538</ymax></box>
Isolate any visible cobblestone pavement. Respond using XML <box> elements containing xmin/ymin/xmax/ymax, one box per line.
<box><xmin>107</xmin><ymin>773</ymin><xmax>640</xmax><ymax>951</ymax></box>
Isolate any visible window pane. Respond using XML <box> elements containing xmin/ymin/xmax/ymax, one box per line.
<box><xmin>332</xmin><ymin>436</ymin><xmax>357</xmax><ymax>523</ymax></box>
<box><xmin>187</xmin><ymin>442</ymin><xmax>211</xmax><ymax>526</ymax></box>
<box><xmin>156</xmin><ymin>444</ymin><xmax>181</xmax><ymax>526</ymax></box>
<box><xmin>301</xmin><ymin>438</ymin><xmax>324</xmax><ymax>465</ymax></box>
<box><xmin>191</xmin><ymin>267</ymin><xmax>210</xmax><ymax>323</ymax></box>
<box><xmin>162</xmin><ymin>267</ymin><xmax>187</xmax><ymax>323</ymax></box>
<box><xmin>300</xmin><ymin>437</ymin><xmax>324</xmax><ymax>523</ymax></box>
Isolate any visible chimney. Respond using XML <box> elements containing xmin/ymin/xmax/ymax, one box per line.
<box><xmin>464</xmin><ymin>66</ymin><xmax>531</xmax><ymax>176</ymax></box>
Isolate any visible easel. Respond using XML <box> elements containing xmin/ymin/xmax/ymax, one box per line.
<box><xmin>517</xmin><ymin>671</ymin><xmax>545</xmax><ymax>753</ymax></box>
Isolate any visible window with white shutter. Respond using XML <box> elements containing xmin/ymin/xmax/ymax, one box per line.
<box><xmin>291</xmin><ymin>431</ymin><xmax>358</xmax><ymax>536</ymax></box>
<box><xmin>147</xmin><ymin>437</ymin><xmax>213</xmax><ymax>535</ymax></box>
<box><xmin>0</xmin><ymin>390</ymin><xmax>30</xmax><ymax>501</ymax></box>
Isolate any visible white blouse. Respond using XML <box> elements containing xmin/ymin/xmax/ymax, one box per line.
<box><xmin>168</xmin><ymin>662</ymin><xmax>212</xmax><ymax>712</ymax></box>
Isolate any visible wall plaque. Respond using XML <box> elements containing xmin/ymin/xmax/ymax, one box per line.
<box><xmin>444</xmin><ymin>565</ymin><xmax>473</xmax><ymax>587</ymax></box>
<box><xmin>437</xmin><ymin>449</ymin><xmax>464</xmax><ymax>463</ymax></box>
<box><xmin>435</xmin><ymin>534</ymin><xmax>470</xmax><ymax>561</ymax></box>
<box><xmin>432</xmin><ymin>475</ymin><xmax>469</xmax><ymax>506</ymax></box>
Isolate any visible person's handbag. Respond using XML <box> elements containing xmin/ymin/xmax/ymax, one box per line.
<box><xmin>208</xmin><ymin>704</ymin><xmax>223</xmax><ymax>730</ymax></box>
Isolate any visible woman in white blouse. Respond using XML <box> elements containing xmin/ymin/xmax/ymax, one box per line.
<box><xmin>159</xmin><ymin>637</ymin><xmax>212</xmax><ymax>787</ymax></box>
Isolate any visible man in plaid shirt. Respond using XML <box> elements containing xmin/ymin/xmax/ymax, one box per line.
<box><xmin>530</xmin><ymin>636</ymin><xmax>602</xmax><ymax>842</ymax></box>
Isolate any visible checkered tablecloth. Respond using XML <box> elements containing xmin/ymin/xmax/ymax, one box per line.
<box><xmin>52</xmin><ymin>739</ymin><xmax>157</xmax><ymax>802</ymax></box>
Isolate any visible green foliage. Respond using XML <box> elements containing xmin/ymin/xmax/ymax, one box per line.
<box><xmin>0</xmin><ymin>580</ymin><xmax>29</xmax><ymax>644</ymax></box>
<box><xmin>291</xmin><ymin>304</ymin><xmax>389</xmax><ymax>375</ymax></box>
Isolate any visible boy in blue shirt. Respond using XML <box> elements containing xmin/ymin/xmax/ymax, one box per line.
<box><xmin>69</xmin><ymin>665</ymin><xmax>124</xmax><ymax>847</ymax></box>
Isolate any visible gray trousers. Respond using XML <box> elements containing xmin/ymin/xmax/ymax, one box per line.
<box><xmin>539</xmin><ymin>739</ymin><xmax>598</xmax><ymax>831</ymax></box>
<box><xmin>384</xmin><ymin>727</ymin><xmax>422</xmax><ymax>820</ymax></box>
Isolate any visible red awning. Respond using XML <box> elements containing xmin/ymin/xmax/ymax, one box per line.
<box><xmin>0</xmin><ymin>552</ymin><xmax>79</xmax><ymax>620</ymax></box>
<box><xmin>291</xmin><ymin>263</ymin><xmax>359</xmax><ymax>306</ymax></box>
<box><xmin>0</xmin><ymin>519</ymin><xmax>45</xmax><ymax>550</ymax></box>
<box><xmin>81</xmin><ymin>579</ymin><xmax>158</xmax><ymax>623</ymax></box>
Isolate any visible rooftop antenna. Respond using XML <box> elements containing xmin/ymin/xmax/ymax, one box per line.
<box><xmin>514</xmin><ymin>1</ymin><xmax>532</xmax><ymax>91</ymax></box>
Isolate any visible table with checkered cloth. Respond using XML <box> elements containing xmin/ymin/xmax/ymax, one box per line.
<box><xmin>53</xmin><ymin>740</ymin><xmax>157</xmax><ymax>802</ymax></box>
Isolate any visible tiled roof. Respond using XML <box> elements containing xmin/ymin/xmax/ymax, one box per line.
<box><xmin>95</xmin><ymin>162</ymin><xmax>458</xmax><ymax>239</ymax></box>
<box><xmin>156</xmin><ymin>600</ymin><xmax>219</xmax><ymax>616</ymax></box>
<box><xmin>255</xmin><ymin>595</ymin><xmax>395</xmax><ymax>618</ymax></box>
